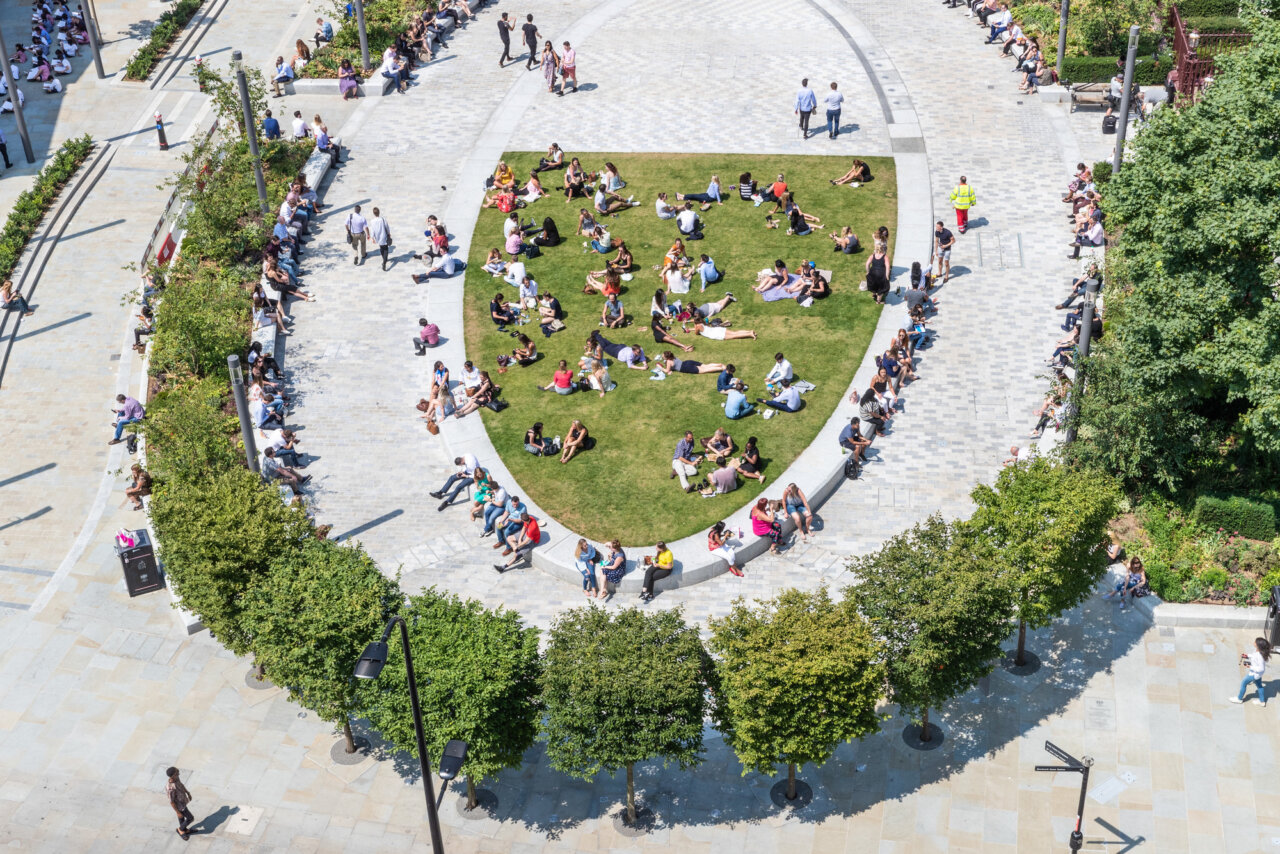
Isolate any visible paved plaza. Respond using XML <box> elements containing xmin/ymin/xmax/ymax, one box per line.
<box><xmin>0</xmin><ymin>0</ymin><xmax>1269</xmax><ymax>851</ymax></box>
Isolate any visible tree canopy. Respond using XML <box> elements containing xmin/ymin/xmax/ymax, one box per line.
<box><xmin>708</xmin><ymin>587</ymin><xmax>883</xmax><ymax>794</ymax></box>
<box><xmin>1074</xmin><ymin>20</ymin><xmax>1280</xmax><ymax>491</ymax></box>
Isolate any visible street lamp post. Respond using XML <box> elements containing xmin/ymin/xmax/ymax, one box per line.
<box><xmin>79</xmin><ymin>3</ymin><xmax>105</xmax><ymax>79</ymax></box>
<box><xmin>0</xmin><ymin>25</ymin><xmax>35</xmax><ymax>163</ymax></box>
<box><xmin>228</xmin><ymin>355</ymin><xmax>259</xmax><ymax>472</ymax></box>
<box><xmin>1111</xmin><ymin>25</ymin><xmax>1141</xmax><ymax>175</ymax></box>
<box><xmin>1055</xmin><ymin>0</ymin><xmax>1069</xmax><ymax>80</ymax></box>
<box><xmin>1063</xmin><ymin>277</ymin><xmax>1100</xmax><ymax>444</ymax></box>
<box><xmin>355</xmin><ymin>617</ymin><xmax>467</xmax><ymax>853</ymax></box>
<box><xmin>230</xmin><ymin>50</ymin><xmax>270</xmax><ymax>214</ymax></box>
<box><xmin>353</xmin><ymin>0</ymin><xmax>371</xmax><ymax>73</ymax></box>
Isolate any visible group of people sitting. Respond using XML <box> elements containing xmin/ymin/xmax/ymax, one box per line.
<box><xmin>946</xmin><ymin>0</ymin><xmax>1056</xmax><ymax>94</ymax></box>
<box><xmin>427</xmin><ymin>453</ymin><xmax>544</xmax><ymax>573</ymax></box>
<box><xmin>6</xmin><ymin>0</ymin><xmax>88</xmax><ymax>103</ymax></box>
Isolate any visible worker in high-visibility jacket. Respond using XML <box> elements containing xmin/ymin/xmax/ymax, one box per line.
<box><xmin>949</xmin><ymin>176</ymin><xmax>977</xmax><ymax>233</ymax></box>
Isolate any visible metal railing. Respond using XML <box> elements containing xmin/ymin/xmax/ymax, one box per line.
<box><xmin>138</xmin><ymin>117</ymin><xmax>220</xmax><ymax>271</ymax></box>
<box><xmin>1169</xmin><ymin>5</ymin><xmax>1252</xmax><ymax>103</ymax></box>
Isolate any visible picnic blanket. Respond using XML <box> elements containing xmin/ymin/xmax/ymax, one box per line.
<box><xmin>756</xmin><ymin>269</ymin><xmax>834</xmax><ymax>305</ymax></box>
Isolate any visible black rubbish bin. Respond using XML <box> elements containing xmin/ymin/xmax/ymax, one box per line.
<box><xmin>116</xmin><ymin>529</ymin><xmax>163</xmax><ymax>597</ymax></box>
<box><xmin>1265</xmin><ymin>586</ymin><xmax>1280</xmax><ymax>648</ymax></box>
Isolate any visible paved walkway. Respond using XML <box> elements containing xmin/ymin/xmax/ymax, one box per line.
<box><xmin>0</xmin><ymin>0</ymin><xmax>1249</xmax><ymax>852</ymax></box>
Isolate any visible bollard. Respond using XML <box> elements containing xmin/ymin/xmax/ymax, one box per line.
<box><xmin>155</xmin><ymin>113</ymin><xmax>169</xmax><ymax>151</ymax></box>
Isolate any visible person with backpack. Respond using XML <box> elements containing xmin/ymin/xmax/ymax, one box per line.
<box><xmin>1231</xmin><ymin>638</ymin><xmax>1272</xmax><ymax>706</ymax></box>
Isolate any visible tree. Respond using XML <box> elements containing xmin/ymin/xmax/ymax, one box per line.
<box><xmin>358</xmin><ymin>590</ymin><xmax>541</xmax><ymax>809</ymax></box>
<box><xmin>1072</xmin><ymin>21</ymin><xmax>1280</xmax><ymax>492</ymax></box>
<box><xmin>244</xmin><ymin>539</ymin><xmax>400</xmax><ymax>753</ymax></box>
<box><xmin>149</xmin><ymin>468</ymin><xmax>312</xmax><ymax>656</ymax></box>
<box><xmin>967</xmin><ymin>457</ymin><xmax>1121</xmax><ymax>666</ymax></box>
<box><xmin>707</xmin><ymin>587</ymin><xmax>883</xmax><ymax>799</ymax></box>
<box><xmin>845</xmin><ymin>515</ymin><xmax>1014</xmax><ymax>741</ymax></box>
<box><xmin>540</xmin><ymin>607</ymin><xmax>710</xmax><ymax>823</ymax></box>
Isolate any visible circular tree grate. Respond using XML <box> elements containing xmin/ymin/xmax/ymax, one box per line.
<box><xmin>330</xmin><ymin>737</ymin><xmax>370</xmax><ymax>765</ymax></box>
<box><xmin>769</xmin><ymin>779</ymin><xmax>814</xmax><ymax>809</ymax></box>
<box><xmin>902</xmin><ymin>722</ymin><xmax>945</xmax><ymax>751</ymax></box>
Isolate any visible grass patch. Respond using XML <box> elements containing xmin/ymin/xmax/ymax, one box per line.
<box><xmin>463</xmin><ymin>153</ymin><xmax>894</xmax><ymax>545</ymax></box>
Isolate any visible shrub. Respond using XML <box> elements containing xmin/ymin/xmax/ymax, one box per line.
<box><xmin>1176</xmin><ymin>0</ymin><xmax>1241</xmax><ymax>16</ymax></box>
<box><xmin>1014</xmin><ymin>2</ymin><xmax>1059</xmax><ymax>39</ymax></box>
<box><xmin>142</xmin><ymin>375</ymin><xmax>240</xmax><ymax>484</ymax></box>
<box><xmin>1259</xmin><ymin>569</ymin><xmax>1280</xmax><ymax>600</ymax></box>
<box><xmin>0</xmin><ymin>135</ymin><xmax>93</xmax><ymax>281</ymax></box>
<box><xmin>1199</xmin><ymin>566</ymin><xmax>1229</xmax><ymax>590</ymax></box>
<box><xmin>1092</xmin><ymin>160</ymin><xmax>1113</xmax><ymax>185</ymax></box>
<box><xmin>1193</xmin><ymin>495</ymin><xmax>1277</xmax><ymax>541</ymax></box>
<box><xmin>149</xmin><ymin>260</ymin><xmax>253</xmax><ymax>381</ymax></box>
<box><xmin>1185</xmin><ymin>15</ymin><xmax>1253</xmax><ymax>33</ymax></box>
<box><xmin>298</xmin><ymin>0</ymin><xmax>430</xmax><ymax>78</ymax></box>
<box><xmin>1058</xmin><ymin>53</ymin><xmax>1173</xmax><ymax>85</ymax></box>
<box><xmin>124</xmin><ymin>0</ymin><xmax>204</xmax><ymax>80</ymax></box>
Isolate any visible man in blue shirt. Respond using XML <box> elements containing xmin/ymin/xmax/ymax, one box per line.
<box><xmin>315</xmin><ymin>126</ymin><xmax>339</xmax><ymax>168</ymax></box>
<box><xmin>493</xmin><ymin>496</ymin><xmax>527</xmax><ymax>549</ymax></box>
<box><xmin>271</xmin><ymin>57</ymin><xmax>294</xmax><ymax>98</ymax></box>
<box><xmin>724</xmin><ymin>379</ymin><xmax>754</xmax><ymax>420</ymax></box>
<box><xmin>716</xmin><ymin>364</ymin><xmax>736</xmax><ymax>394</ymax></box>
<box><xmin>261</xmin><ymin>109</ymin><xmax>281</xmax><ymax>141</ymax></box>
<box><xmin>794</xmin><ymin>78</ymin><xmax>817</xmax><ymax>138</ymax></box>
<box><xmin>697</xmin><ymin>254</ymin><xmax>721</xmax><ymax>292</ymax></box>
<box><xmin>838</xmin><ymin>416</ymin><xmax>870</xmax><ymax>461</ymax></box>
<box><xmin>314</xmin><ymin>17</ymin><xmax>333</xmax><ymax>50</ymax></box>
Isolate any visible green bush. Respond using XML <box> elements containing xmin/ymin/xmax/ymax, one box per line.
<box><xmin>1260</xmin><ymin>569</ymin><xmax>1280</xmax><ymax>599</ymax></box>
<box><xmin>1092</xmin><ymin>160</ymin><xmax>1113</xmax><ymax>185</ymax></box>
<box><xmin>1059</xmin><ymin>52</ymin><xmax>1172</xmax><ymax>85</ymax></box>
<box><xmin>149</xmin><ymin>260</ymin><xmax>253</xmax><ymax>381</ymax></box>
<box><xmin>1014</xmin><ymin>2</ymin><xmax>1059</xmax><ymax>39</ymax></box>
<box><xmin>142</xmin><ymin>375</ymin><xmax>240</xmax><ymax>485</ymax></box>
<box><xmin>1176</xmin><ymin>0</ymin><xmax>1240</xmax><ymax>16</ymax></box>
<box><xmin>1199</xmin><ymin>566</ymin><xmax>1229</xmax><ymax>590</ymax></box>
<box><xmin>1193</xmin><ymin>495</ymin><xmax>1277</xmax><ymax>541</ymax></box>
<box><xmin>1185</xmin><ymin>15</ymin><xmax>1253</xmax><ymax>33</ymax></box>
<box><xmin>0</xmin><ymin>135</ymin><xmax>93</xmax><ymax>280</ymax></box>
<box><xmin>298</xmin><ymin>0</ymin><xmax>430</xmax><ymax>78</ymax></box>
<box><xmin>124</xmin><ymin>0</ymin><xmax>204</xmax><ymax>80</ymax></box>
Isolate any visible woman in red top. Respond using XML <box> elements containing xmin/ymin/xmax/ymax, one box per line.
<box><xmin>708</xmin><ymin>521</ymin><xmax>743</xmax><ymax>576</ymax></box>
<box><xmin>538</xmin><ymin>359</ymin><xmax>576</xmax><ymax>395</ymax></box>
<box><xmin>750</xmin><ymin>497</ymin><xmax>783</xmax><ymax>554</ymax></box>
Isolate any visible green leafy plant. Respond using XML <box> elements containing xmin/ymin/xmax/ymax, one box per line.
<box><xmin>0</xmin><ymin>135</ymin><xmax>93</xmax><ymax>281</ymax></box>
<box><xmin>707</xmin><ymin>587</ymin><xmax>883</xmax><ymax>801</ymax></box>
<box><xmin>358</xmin><ymin>589</ymin><xmax>541</xmax><ymax>809</ymax></box>
<box><xmin>1194</xmin><ymin>495</ymin><xmax>1277</xmax><ymax>541</ymax></box>
<box><xmin>845</xmin><ymin>515</ymin><xmax>1015</xmax><ymax>740</ymax></box>
<box><xmin>149</xmin><ymin>260</ymin><xmax>254</xmax><ymax>380</ymax></box>
<box><xmin>541</xmin><ymin>607</ymin><xmax>709</xmax><ymax>824</ymax></box>
<box><xmin>141</xmin><ymin>375</ymin><xmax>240</xmax><ymax>484</ymax></box>
<box><xmin>1199</xmin><ymin>566</ymin><xmax>1230</xmax><ymax>591</ymax></box>
<box><xmin>124</xmin><ymin>0</ymin><xmax>205</xmax><ymax>81</ymax></box>
<box><xmin>1176</xmin><ymin>0</ymin><xmax>1242</xmax><ymax>16</ymax></box>
<box><xmin>298</xmin><ymin>0</ymin><xmax>431</xmax><ymax>78</ymax></box>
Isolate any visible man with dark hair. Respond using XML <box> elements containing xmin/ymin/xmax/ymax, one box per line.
<box><xmin>494</xmin><ymin>512</ymin><xmax>541</xmax><ymax>572</ymax></box>
<box><xmin>109</xmin><ymin>394</ymin><xmax>144</xmax><ymax>445</ymax></box>
<box><xmin>165</xmin><ymin>767</ymin><xmax>195</xmax><ymax>840</ymax></box>
<box><xmin>430</xmin><ymin>454</ymin><xmax>480</xmax><ymax>510</ymax></box>
<box><xmin>522</xmin><ymin>14</ymin><xmax>540</xmax><ymax>70</ymax></box>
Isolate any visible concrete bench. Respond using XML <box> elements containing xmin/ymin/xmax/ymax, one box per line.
<box><xmin>1069</xmin><ymin>82</ymin><xmax>1113</xmax><ymax>111</ymax></box>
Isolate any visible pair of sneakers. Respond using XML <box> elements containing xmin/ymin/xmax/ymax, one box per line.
<box><xmin>1228</xmin><ymin>696</ymin><xmax>1265</xmax><ymax>706</ymax></box>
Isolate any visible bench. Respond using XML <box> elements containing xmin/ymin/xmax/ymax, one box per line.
<box><xmin>1068</xmin><ymin>82</ymin><xmax>1112</xmax><ymax>111</ymax></box>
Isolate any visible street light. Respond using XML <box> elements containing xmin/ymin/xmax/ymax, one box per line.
<box><xmin>228</xmin><ymin>355</ymin><xmax>259</xmax><ymax>472</ymax></box>
<box><xmin>0</xmin><ymin>24</ymin><xmax>35</xmax><ymax>163</ymax></box>
<box><xmin>1034</xmin><ymin>740</ymin><xmax>1093</xmax><ymax>852</ymax></box>
<box><xmin>353</xmin><ymin>0</ymin><xmax>371</xmax><ymax>73</ymax></box>
<box><xmin>355</xmin><ymin>616</ymin><xmax>467</xmax><ymax>853</ymax></box>
<box><xmin>78</xmin><ymin>3</ymin><xmax>105</xmax><ymax>79</ymax></box>
<box><xmin>1111</xmin><ymin>25</ymin><xmax>1141</xmax><ymax>175</ymax></box>
<box><xmin>230</xmin><ymin>50</ymin><xmax>269</xmax><ymax>214</ymax></box>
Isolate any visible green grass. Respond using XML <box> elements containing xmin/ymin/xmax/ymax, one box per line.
<box><xmin>464</xmin><ymin>153</ymin><xmax>894</xmax><ymax>545</ymax></box>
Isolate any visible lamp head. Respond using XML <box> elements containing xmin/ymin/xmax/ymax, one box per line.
<box><xmin>353</xmin><ymin>641</ymin><xmax>389</xmax><ymax>679</ymax></box>
<box><xmin>438</xmin><ymin>739</ymin><xmax>468</xmax><ymax>781</ymax></box>
<box><xmin>230</xmin><ymin>49</ymin><xmax>243</xmax><ymax>72</ymax></box>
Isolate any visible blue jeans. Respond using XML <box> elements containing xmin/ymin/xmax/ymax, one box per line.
<box><xmin>764</xmin><ymin>400</ymin><xmax>796</xmax><ymax>413</ymax></box>
<box><xmin>437</xmin><ymin>472</ymin><xmax>470</xmax><ymax>503</ymax></box>
<box><xmin>575</xmin><ymin>560</ymin><xmax>598</xmax><ymax>590</ymax></box>
<box><xmin>989</xmin><ymin>24</ymin><xmax>1007</xmax><ymax>41</ymax></box>
<box><xmin>683</xmin><ymin>192</ymin><xmax>717</xmax><ymax>203</ymax></box>
<box><xmin>496</xmin><ymin>521</ymin><xmax>521</xmax><ymax>547</ymax></box>
<box><xmin>826</xmin><ymin>109</ymin><xmax>841</xmax><ymax>137</ymax></box>
<box><xmin>1238</xmin><ymin>673</ymin><xmax>1266</xmax><ymax>704</ymax></box>
<box><xmin>276</xmin><ymin>448</ymin><xmax>302</xmax><ymax>467</ymax></box>
<box><xmin>482</xmin><ymin>504</ymin><xmax>504</xmax><ymax>533</ymax></box>
<box><xmin>591</xmin><ymin>239</ymin><xmax>610</xmax><ymax>254</ymax></box>
<box><xmin>113</xmin><ymin>417</ymin><xmax>142</xmax><ymax>441</ymax></box>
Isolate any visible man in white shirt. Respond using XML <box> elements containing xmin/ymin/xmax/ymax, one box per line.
<box><xmin>987</xmin><ymin>4</ymin><xmax>1012</xmax><ymax>42</ymax></box>
<box><xmin>759</xmin><ymin>379</ymin><xmax>801</xmax><ymax>413</ymax></box>
<box><xmin>431</xmin><ymin>454</ymin><xmax>481</xmax><ymax>510</ymax></box>
<box><xmin>503</xmin><ymin>259</ymin><xmax>527</xmax><ymax>288</ymax></box>
<box><xmin>271</xmin><ymin>56</ymin><xmax>294</xmax><ymax>97</ymax></box>
<box><xmin>676</xmin><ymin>203</ymin><xmax>703</xmax><ymax>240</ymax></box>
<box><xmin>460</xmin><ymin>361</ymin><xmax>482</xmax><ymax>393</ymax></box>
<box><xmin>823</xmin><ymin>81</ymin><xmax>844</xmax><ymax>139</ymax></box>
<box><xmin>619</xmin><ymin>344</ymin><xmax>646</xmax><ymax>370</ymax></box>
<box><xmin>765</xmin><ymin>352</ymin><xmax>794</xmax><ymax>389</ymax></box>
<box><xmin>655</xmin><ymin>193</ymin><xmax>678</xmax><ymax>220</ymax></box>
<box><xmin>503</xmin><ymin>212</ymin><xmax>522</xmax><ymax>239</ymax></box>
<box><xmin>368</xmin><ymin>207</ymin><xmax>391</xmax><ymax>270</ymax></box>
<box><xmin>290</xmin><ymin>110</ymin><xmax>310</xmax><ymax>139</ymax></box>
<box><xmin>345</xmin><ymin>205</ymin><xmax>369</xmax><ymax>265</ymax></box>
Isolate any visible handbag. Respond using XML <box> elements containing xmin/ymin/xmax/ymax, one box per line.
<box><xmin>415</xmin><ymin>398</ymin><xmax>430</xmax><ymax>412</ymax></box>
<box><xmin>426</xmin><ymin>418</ymin><xmax>439</xmax><ymax>435</ymax></box>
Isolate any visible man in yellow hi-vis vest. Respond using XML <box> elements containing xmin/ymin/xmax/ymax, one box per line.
<box><xmin>949</xmin><ymin>175</ymin><xmax>976</xmax><ymax>233</ymax></box>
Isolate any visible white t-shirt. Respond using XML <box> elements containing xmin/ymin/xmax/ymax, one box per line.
<box><xmin>775</xmin><ymin>387</ymin><xmax>801</xmax><ymax>411</ymax></box>
<box><xmin>460</xmin><ymin>453</ymin><xmax>479</xmax><ymax>475</ymax></box>
<box><xmin>1247</xmin><ymin>651</ymin><xmax>1267</xmax><ymax>678</ymax></box>
<box><xmin>767</xmin><ymin>359</ymin><xmax>794</xmax><ymax>383</ymax></box>
<box><xmin>518</xmin><ymin>280</ymin><xmax>538</xmax><ymax>301</ymax></box>
<box><xmin>503</xmin><ymin>217</ymin><xmax>521</xmax><ymax>238</ymax></box>
<box><xmin>261</xmin><ymin>429</ymin><xmax>288</xmax><ymax>452</ymax></box>
<box><xmin>461</xmin><ymin>366</ymin><xmax>482</xmax><ymax>388</ymax></box>
<box><xmin>505</xmin><ymin>260</ymin><xmax>527</xmax><ymax>284</ymax></box>
<box><xmin>346</xmin><ymin>212</ymin><xmax>368</xmax><ymax>234</ymax></box>
<box><xmin>655</xmin><ymin>200</ymin><xmax>676</xmax><ymax>220</ymax></box>
<box><xmin>291</xmin><ymin>117</ymin><xmax>309</xmax><ymax>138</ymax></box>
<box><xmin>368</xmin><ymin>216</ymin><xmax>390</xmax><ymax>246</ymax></box>
<box><xmin>699</xmin><ymin>326</ymin><xmax>726</xmax><ymax>340</ymax></box>
<box><xmin>824</xmin><ymin>91</ymin><xmax>844</xmax><ymax>111</ymax></box>
<box><xmin>676</xmin><ymin>210</ymin><xmax>699</xmax><ymax>233</ymax></box>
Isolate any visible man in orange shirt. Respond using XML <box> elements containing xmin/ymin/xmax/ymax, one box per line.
<box><xmin>494</xmin><ymin>513</ymin><xmax>541</xmax><ymax>572</ymax></box>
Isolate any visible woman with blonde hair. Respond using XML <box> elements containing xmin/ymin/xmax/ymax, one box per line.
<box><xmin>574</xmin><ymin>539</ymin><xmax>600</xmax><ymax>596</ymax></box>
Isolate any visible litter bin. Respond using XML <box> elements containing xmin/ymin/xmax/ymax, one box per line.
<box><xmin>1265</xmin><ymin>586</ymin><xmax>1280</xmax><ymax>648</ymax></box>
<box><xmin>116</xmin><ymin>528</ymin><xmax>163</xmax><ymax>597</ymax></box>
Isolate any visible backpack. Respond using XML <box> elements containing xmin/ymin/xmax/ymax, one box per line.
<box><xmin>843</xmin><ymin>455</ymin><xmax>861</xmax><ymax>480</ymax></box>
<box><xmin>1101</xmin><ymin>114</ymin><xmax>1118</xmax><ymax>134</ymax></box>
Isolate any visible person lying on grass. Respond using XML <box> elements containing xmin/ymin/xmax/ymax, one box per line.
<box><xmin>657</xmin><ymin>351</ymin><xmax>726</xmax><ymax>375</ymax></box>
<box><xmin>651</xmin><ymin>315</ymin><xmax>693</xmax><ymax>353</ymax></box>
<box><xmin>692</xmin><ymin>320</ymin><xmax>756</xmax><ymax>341</ymax></box>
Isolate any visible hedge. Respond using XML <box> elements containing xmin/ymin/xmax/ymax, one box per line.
<box><xmin>1058</xmin><ymin>53</ymin><xmax>1173</xmax><ymax>85</ymax></box>
<box><xmin>1194</xmin><ymin>495</ymin><xmax>1277</xmax><ymax>541</ymax></box>
<box><xmin>1185</xmin><ymin>15</ymin><xmax>1252</xmax><ymax>33</ymax></box>
<box><xmin>0</xmin><ymin>134</ymin><xmax>94</xmax><ymax>281</ymax></box>
<box><xmin>297</xmin><ymin>0</ymin><xmax>430</xmax><ymax>79</ymax></box>
<box><xmin>124</xmin><ymin>0</ymin><xmax>204</xmax><ymax>81</ymax></box>
<box><xmin>1175</xmin><ymin>0</ymin><xmax>1240</xmax><ymax>15</ymax></box>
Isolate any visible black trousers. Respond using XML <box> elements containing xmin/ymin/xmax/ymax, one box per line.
<box><xmin>642</xmin><ymin>566</ymin><xmax>672</xmax><ymax>594</ymax></box>
<box><xmin>499</xmin><ymin>37</ymin><xmax>511</xmax><ymax>64</ymax></box>
<box><xmin>798</xmin><ymin>109</ymin><xmax>811</xmax><ymax>134</ymax></box>
<box><xmin>0</xmin><ymin>142</ymin><xmax>10</xmax><ymax>167</ymax></box>
<box><xmin>525</xmin><ymin>41</ymin><xmax>537</xmax><ymax>68</ymax></box>
<box><xmin>176</xmin><ymin>807</ymin><xmax>194</xmax><ymax>833</ymax></box>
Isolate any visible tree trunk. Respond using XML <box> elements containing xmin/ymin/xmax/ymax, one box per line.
<box><xmin>254</xmin><ymin>662</ymin><xmax>265</xmax><ymax>681</ymax></box>
<box><xmin>342</xmin><ymin>717</ymin><xmax>356</xmax><ymax>754</ymax></box>
<box><xmin>787</xmin><ymin>763</ymin><xmax>797</xmax><ymax>800</ymax></box>
<box><xmin>626</xmin><ymin>762</ymin><xmax>636</xmax><ymax>824</ymax></box>
<box><xmin>1015</xmin><ymin>619</ymin><xmax>1028</xmax><ymax>667</ymax></box>
<box><xmin>920</xmin><ymin>707</ymin><xmax>932</xmax><ymax>742</ymax></box>
<box><xmin>466</xmin><ymin>776</ymin><xmax>477</xmax><ymax>810</ymax></box>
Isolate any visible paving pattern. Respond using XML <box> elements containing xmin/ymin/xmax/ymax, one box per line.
<box><xmin>0</xmin><ymin>0</ymin><xmax>1258</xmax><ymax>852</ymax></box>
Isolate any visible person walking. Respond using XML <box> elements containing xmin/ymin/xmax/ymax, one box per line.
<box><xmin>0</xmin><ymin>128</ymin><xmax>13</xmax><ymax>169</ymax></box>
<box><xmin>933</xmin><ymin>220</ymin><xmax>955</xmax><ymax>282</ymax></box>
<box><xmin>560</xmin><ymin>41</ymin><xmax>577</xmax><ymax>93</ymax></box>
<box><xmin>1230</xmin><ymin>637</ymin><xmax>1272</xmax><ymax>706</ymax></box>
<box><xmin>823</xmin><ymin>81</ymin><xmax>844</xmax><ymax>138</ymax></box>
<box><xmin>368</xmin><ymin>206</ymin><xmax>392</xmax><ymax>270</ymax></box>
<box><xmin>949</xmin><ymin>175</ymin><xmax>977</xmax><ymax>234</ymax></box>
<box><xmin>521</xmin><ymin>14</ymin><xmax>540</xmax><ymax>70</ymax></box>
<box><xmin>539</xmin><ymin>40</ymin><xmax>560</xmax><ymax>95</ymax></box>
<box><xmin>497</xmin><ymin>12</ymin><xmax>514</xmax><ymax>66</ymax></box>
<box><xmin>346</xmin><ymin>204</ymin><xmax>369</xmax><ymax>265</ymax></box>
<box><xmin>165</xmin><ymin>767</ymin><xmax>196</xmax><ymax>840</ymax></box>
<box><xmin>794</xmin><ymin>78</ymin><xmax>816</xmax><ymax>139</ymax></box>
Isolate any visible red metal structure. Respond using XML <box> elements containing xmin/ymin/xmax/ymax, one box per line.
<box><xmin>1169</xmin><ymin>4</ymin><xmax>1252</xmax><ymax>102</ymax></box>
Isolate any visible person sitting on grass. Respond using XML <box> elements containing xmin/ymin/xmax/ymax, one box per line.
<box><xmin>492</xmin><ymin>160</ymin><xmax>517</xmax><ymax>190</ymax></box>
<box><xmin>512</xmin><ymin>333</ymin><xmax>538</xmax><ymax>366</ymax></box>
<box><xmin>737</xmin><ymin>436</ymin><xmax>766</xmax><ymax>485</ymax></box>
<box><xmin>587</xmin><ymin>225</ymin><xmax>613</xmax><ymax>255</ymax></box>
<box><xmin>753</xmin><ymin>259</ymin><xmax>790</xmax><ymax>293</ymax></box>
<box><xmin>563</xmin><ymin>158</ymin><xmax>590</xmax><ymax>200</ymax></box>
<box><xmin>490</xmin><ymin>292</ymin><xmax>517</xmax><ymax>331</ymax></box>
<box><xmin>658</xmin><ymin>351</ymin><xmax>726</xmax><ymax>375</ymax></box>
<box><xmin>651</xmin><ymin>316</ymin><xmax>693</xmax><ymax>353</ymax></box>
<box><xmin>830</xmin><ymin>158</ymin><xmax>872</xmax><ymax>186</ymax></box>
<box><xmin>575</xmin><ymin>208</ymin><xmax>597</xmax><ymax>236</ymax></box>
<box><xmin>830</xmin><ymin>225</ymin><xmax>861</xmax><ymax>255</ymax></box>
<box><xmin>537</xmin><ymin>291</ymin><xmax>562</xmax><ymax>337</ymax></box>
<box><xmin>639</xmin><ymin>542</ymin><xmax>674</xmax><ymax>602</ymax></box>
<box><xmin>750</xmin><ymin>497</ymin><xmax>783</xmax><ymax>554</ymax></box>
<box><xmin>664</xmin><ymin>239</ymin><xmax>692</xmax><ymax>269</ymax></box>
<box><xmin>493</xmin><ymin>512</ymin><xmax>541</xmax><ymax>573</ymax></box>
<box><xmin>717</xmin><ymin>364</ymin><xmax>737</xmax><ymax>394</ymax></box>
<box><xmin>662</xmin><ymin>260</ymin><xmax>692</xmax><ymax>295</ymax></box>
<box><xmin>692</xmin><ymin>319</ymin><xmax>756</xmax><ymax>341</ymax></box>
<box><xmin>678</xmin><ymin>174</ymin><xmax>724</xmax><ymax>208</ymax></box>
<box><xmin>701</xmin><ymin>427</ymin><xmax>735</xmax><ymax>463</ymax></box>
<box><xmin>724</xmin><ymin>378</ymin><xmax>755</xmax><ymax>420</ymax></box>
<box><xmin>538</xmin><ymin>359</ymin><xmax>576</xmax><ymax>395</ymax></box>
<box><xmin>533</xmin><ymin>142</ymin><xmax>564</xmax><ymax>174</ymax></box>
<box><xmin>786</xmin><ymin>261</ymin><xmax>828</xmax><ymax>300</ymax></box>
<box><xmin>483</xmin><ymin>186</ymin><xmax>519</xmax><ymax>211</ymax></box>
<box><xmin>560</xmin><ymin>419</ymin><xmax>589</xmax><ymax>463</ymax></box>
<box><xmin>758</xmin><ymin>378</ymin><xmax>801</xmax><ymax>413</ymax></box>
<box><xmin>483</xmin><ymin>249</ymin><xmax>507</xmax><ymax>277</ymax></box>
<box><xmin>707</xmin><ymin>521</ymin><xmax>743</xmax><ymax>575</ymax></box>
<box><xmin>655</xmin><ymin>192</ymin><xmax>678</xmax><ymax>220</ymax></box>
<box><xmin>701</xmin><ymin>458</ymin><xmax>738</xmax><ymax>497</ymax></box>
<box><xmin>671</xmin><ymin>429</ymin><xmax>702</xmax><ymax>493</ymax></box>
<box><xmin>697</xmin><ymin>254</ymin><xmax>722</xmax><ymax>291</ymax></box>
<box><xmin>594</xmin><ymin>183</ymin><xmax>634</xmax><ymax>216</ymax></box>
<box><xmin>584</xmin><ymin>357</ymin><xmax>614</xmax><ymax>397</ymax></box>
<box><xmin>676</xmin><ymin>202</ymin><xmax>704</xmax><ymax>240</ymax></box>
<box><xmin>601</xmin><ymin>293</ymin><xmax>626</xmax><ymax>328</ymax></box>
<box><xmin>587</xmin><ymin>268</ymin><xmax>623</xmax><ymax>297</ymax></box>
<box><xmin>524</xmin><ymin>422</ymin><xmax>558</xmax><ymax>456</ymax></box>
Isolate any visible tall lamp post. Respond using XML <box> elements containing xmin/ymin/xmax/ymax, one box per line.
<box><xmin>1063</xmin><ymin>277</ymin><xmax>1100</xmax><ymax>444</ymax></box>
<box><xmin>353</xmin><ymin>0</ymin><xmax>371</xmax><ymax>73</ymax></box>
<box><xmin>228</xmin><ymin>355</ymin><xmax>259</xmax><ymax>472</ymax></box>
<box><xmin>354</xmin><ymin>617</ymin><xmax>468</xmax><ymax>853</ymax></box>
<box><xmin>79</xmin><ymin>3</ymin><xmax>105</xmax><ymax>79</ymax></box>
<box><xmin>0</xmin><ymin>24</ymin><xmax>35</xmax><ymax>162</ymax></box>
<box><xmin>230</xmin><ymin>50</ymin><xmax>269</xmax><ymax>214</ymax></box>
<box><xmin>1055</xmin><ymin>0</ymin><xmax>1069</xmax><ymax>80</ymax></box>
<box><xmin>1111</xmin><ymin>25</ymin><xmax>1140</xmax><ymax>174</ymax></box>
